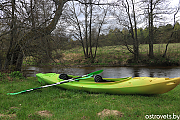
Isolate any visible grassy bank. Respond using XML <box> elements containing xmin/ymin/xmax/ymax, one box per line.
<box><xmin>22</xmin><ymin>43</ymin><xmax>180</xmax><ymax>67</ymax></box>
<box><xmin>58</xmin><ymin>43</ymin><xmax>180</xmax><ymax>66</ymax></box>
<box><xmin>1</xmin><ymin>75</ymin><xmax>180</xmax><ymax>120</ymax></box>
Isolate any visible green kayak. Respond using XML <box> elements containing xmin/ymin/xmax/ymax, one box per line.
<box><xmin>36</xmin><ymin>73</ymin><xmax>180</xmax><ymax>94</ymax></box>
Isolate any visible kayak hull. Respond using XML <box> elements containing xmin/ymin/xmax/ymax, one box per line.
<box><xmin>36</xmin><ymin>73</ymin><xmax>180</xmax><ymax>94</ymax></box>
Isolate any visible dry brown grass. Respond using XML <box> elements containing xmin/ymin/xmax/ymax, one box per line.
<box><xmin>37</xmin><ymin>110</ymin><xmax>53</xmax><ymax>117</ymax></box>
<box><xmin>0</xmin><ymin>113</ymin><xmax>16</xmax><ymax>119</ymax></box>
<box><xmin>97</xmin><ymin>109</ymin><xmax>124</xmax><ymax>118</ymax></box>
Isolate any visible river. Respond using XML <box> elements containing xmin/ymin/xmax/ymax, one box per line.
<box><xmin>22</xmin><ymin>66</ymin><xmax>180</xmax><ymax>78</ymax></box>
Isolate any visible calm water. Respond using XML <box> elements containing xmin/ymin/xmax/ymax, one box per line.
<box><xmin>22</xmin><ymin>66</ymin><xmax>180</xmax><ymax>78</ymax></box>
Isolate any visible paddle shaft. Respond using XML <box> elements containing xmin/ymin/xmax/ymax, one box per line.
<box><xmin>23</xmin><ymin>76</ymin><xmax>89</xmax><ymax>92</ymax></box>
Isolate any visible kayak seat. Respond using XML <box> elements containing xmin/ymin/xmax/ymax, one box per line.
<box><xmin>94</xmin><ymin>75</ymin><xmax>114</xmax><ymax>82</ymax></box>
<box><xmin>59</xmin><ymin>74</ymin><xmax>72</xmax><ymax>80</ymax></box>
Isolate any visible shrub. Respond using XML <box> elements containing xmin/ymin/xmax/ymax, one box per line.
<box><xmin>9</xmin><ymin>71</ymin><xmax>24</xmax><ymax>79</ymax></box>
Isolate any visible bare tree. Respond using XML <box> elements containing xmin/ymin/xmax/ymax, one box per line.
<box><xmin>64</xmin><ymin>0</ymin><xmax>108</xmax><ymax>62</ymax></box>
<box><xmin>0</xmin><ymin>0</ymin><xmax>114</xmax><ymax>70</ymax></box>
<box><xmin>162</xmin><ymin>1</ymin><xmax>180</xmax><ymax>58</ymax></box>
<box><xmin>3</xmin><ymin>0</ymin><xmax>17</xmax><ymax>70</ymax></box>
<box><xmin>0</xmin><ymin>0</ymin><xmax>65</xmax><ymax>70</ymax></box>
<box><xmin>141</xmin><ymin>0</ymin><xmax>172</xmax><ymax>58</ymax></box>
<box><xmin>112</xmin><ymin>0</ymin><xmax>139</xmax><ymax>61</ymax></box>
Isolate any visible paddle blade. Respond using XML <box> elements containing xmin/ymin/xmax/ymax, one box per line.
<box><xmin>88</xmin><ymin>70</ymin><xmax>103</xmax><ymax>76</ymax></box>
<box><xmin>7</xmin><ymin>93</ymin><xmax>19</xmax><ymax>95</ymax></box>
<box><xmin>7</xmin><ymin>90</ymin><xmax>27</xmax><ymax>95</ymax></box>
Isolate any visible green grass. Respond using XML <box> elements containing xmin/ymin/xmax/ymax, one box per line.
<box><xmin>1</xmin><ymin>76</ymin><xmax>180</xmax><ymax>120</ymax></box>
<box><xmin>59</xmin><ymin>43</ymin><xmax>180</xmax><ymax>66</ymax></box>
<box><xmin>22</xmin><ymin>43</ymin><xmax>180</xmax><ymax>66</ymax></box>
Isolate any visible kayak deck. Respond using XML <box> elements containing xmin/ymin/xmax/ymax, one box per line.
<box><xmin>36</xmin><ymin>73</ymin><xmax>180</xmax><ymax>94</ymax></box>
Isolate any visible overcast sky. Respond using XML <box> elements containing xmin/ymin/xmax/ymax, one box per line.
<box><xmin>169</xmin><ymin>0</ymin><xmax>180</xmax><ymax>7</ymax></box>
<box><xmin>64</xmin><ymin>0</ymin><xmax>180</xmax><ymax>37</ymax></box>
<box><xmin>108</xmin><ymin>0</ymin><xmax>180</xmax><ymax>27</ymax></box>
<box><xmin>160</xmin><ymin>0</ymin><xmax>180</xmax><ymax>25</ymax></box>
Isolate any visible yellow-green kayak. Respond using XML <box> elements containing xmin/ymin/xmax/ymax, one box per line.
<box><xmin>36</xmin><ymin>73</ymin><xmax>180</xmax><ymax>94</ymax></box>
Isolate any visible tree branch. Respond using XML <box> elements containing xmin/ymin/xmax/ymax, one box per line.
<box><xmin>71</xmin><ymin>0</ymin><xmax>119</xmax><ymax>6</ymax></box>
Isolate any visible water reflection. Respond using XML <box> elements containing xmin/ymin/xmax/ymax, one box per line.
<box><xmin>22</xmin><ymin>66</ymin><xmax>180</xmax><ymax>78</ymax></box>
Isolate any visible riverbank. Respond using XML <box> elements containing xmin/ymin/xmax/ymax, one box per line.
<box><xmin>23</xmin><ymin>43</ymin><xmax>180</xmax><ymax>67</ymax></box>
<box><xmin>57</xmin><ymin>43</ymin><xmax>180</xmax><ymax>67</ymax></box>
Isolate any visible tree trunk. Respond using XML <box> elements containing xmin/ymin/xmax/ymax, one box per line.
<box><xmin>89</xmin><ymin>0</ymin><xmax>93</xmax><ymax>62</ymax></box>
<box><xmin>15</xmin><ymin>51</ymin><xmax>23</xmax><ymax>71</ymax></box>
<box><xmin>72</xmin><ymin>1</ymin><xmax>86</xmax><ymax>58</ymax></box>
<box><xmin>4</xmin><ymin>0</ymin><xmax>16</xmax><ymax>70</ymax></box>
<box><xmin>131</xmin><ymin>0</ymin><xmax>139</xmax><ymax>61</ymax></box>
<box><xmin>30</xmin><ymin>0</ymin><xmax>35</xmax><ymax>28</ymax></box>
<box><xmin>93</xmin><ymin>7</ymin><xmax>108</xmax><ymax>60</ymax></box>
<box><xmin>4</xmin><ymin>0</ymin><xmax>67</xmax><ymax>71</ymax></box>
<box><xmin>148</xmin><ymin>0</ymin><xmax>154</xmax><ymax>58</ymax></box>
<box><xmin>12</xmin><ymin>45</ymin><xmax>20</xmax><ymax>66</ymax></box>
<box><xmin>125</xmin><ymin>0</ymin><xmax>139</xmax><ymax>61</ymax></box>
<box><xmin>85</xmin><ymin>1</ymin><xmax>89</xmax><ymax>58</ymax></box>
<box><xmin>44</xmin><ymin>0</ymin><xmax>66</xmax><ymax>34</ymax></box>
<box><xmin>4</xmin><ymin>46</ymin><xmax>13</xmax><ymax>70</ymax></box>
<box><xmin>0</xmin><ymin>53</ymin><xmax>2</xmax><ymax>70</ymax></box>
<box><xmin>162</xmin><ymin>6</ymin><xmax>179</xmax><ymax>58</ymax></box>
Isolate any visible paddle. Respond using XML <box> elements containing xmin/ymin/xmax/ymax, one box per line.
<box><xmin>7</xmin><ymin>70</ymin><xmax>103</xmax><ymax>95</ymax></box>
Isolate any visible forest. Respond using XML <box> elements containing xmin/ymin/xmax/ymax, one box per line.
<box><xmin>0</xmin><ymin>0</ymin><xmax>180</xmax><ymax>71</ymax></box>
<box><xmin>71</xmin><ymin>23</ymin><xmax>180</xmax><ymax>47</ymax></box>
